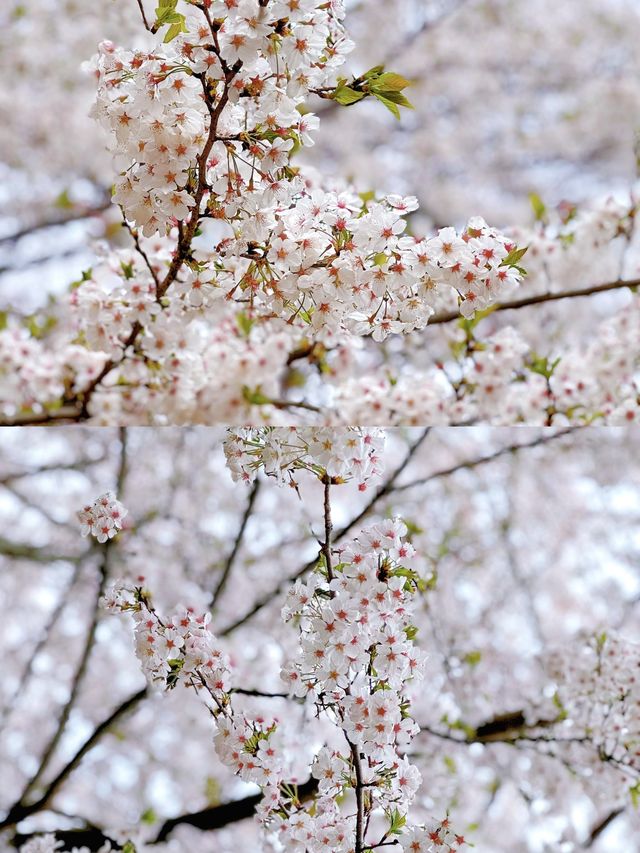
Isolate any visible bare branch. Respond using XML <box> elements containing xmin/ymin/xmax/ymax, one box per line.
<box><xmin>211</xmin><ymin>478</ymin><xmax>261</xmax><ymax>609</ymax></box>
<box><xmin>394</xmin><ymin>428</ymin><xmax>577</xmax><ymax>493</ymax></box>
<box><xmin>1</xmin><ymin>688</ymin><xmax>148</xmax><ymax>835</ymax></box>
<box><xmin>428</xmin><ymin>278</ymin><xmax>640</xmax><ymax>326</ymax></box>
<box><xmin>0</xmin><ymin>202</ymin><xmax>112</xmax><ymax>246</ymax></box>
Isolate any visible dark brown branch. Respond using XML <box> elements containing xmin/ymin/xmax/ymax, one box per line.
<box><xmin>1</xmin><ymin>688</ymin><xmax>148</xmax><ymax>835</ymax></box>
<box><xmin>584</xmin><ymin>808</ymin><xmax>624</xmax><ymax>847</ymax></box>
<box><xmin>349</xmin><ymin>740</ymin><xmax>365</xmax><ymax>853</ymax></box>
<box><xmin>0</xmin><ymin>407</ymin><xmax>89</xmax><ymax>426</ymax></box>
<box><xmin>229</xmin><ymin>688</ymin><xmax>288</xmax><ymax>698</ymax></box>
<box><xmin>135</xmin><ymin>0</ymin><xmax>156</xmax><ymax>32</ymax></box>
<box><xmin>0</xmin><ymin>203</ymin><xmax>112</xmax><ymax>245</ymax></box>
<box><xmin>211</xmin><ymin>479</ymin><xmax>260</xmax><ymax>608</ymax></box>
<box><xmin>428</xmin><ymin>278</ymin><xmax>640</xmax><ymax>326</ymax></box>
<box><xmin>72</xmin><ymin>66</ymin><xmax>239</xmax><ymax>416</ymax></box>
<box><xmin>123</xmin><ymin>218</ymin><xmax>160</xmax><ymax>288</ymax></box>
<box><xmin>322</xmin><ymin>477</ymin><xmax>334</xmax><ymax>583</ymax></box>
<box><xmin>394</xmin><ymin>427</ymin><xmax>577</xmax><ymax>493</ymax></box>
<box><xmin>13</xmin><ymin>774</ymin><xmax>316</xmax><ymax>849</ymax></box>
<box><xmin>153</xmin><ymin>777</ymin><xmax>319</xmax><ymax>844</ymax></box>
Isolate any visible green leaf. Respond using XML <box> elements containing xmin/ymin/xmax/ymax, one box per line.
<box><xmin>404</xmin><ymin>624</ymin><xmax>418</xmax><ymax>641</ymax></box>
<box><xmin>69</xmin><ymin>267</ymin><xmax>93</xmax><ymax>291</ymax></box>
<box><xmin>121</xmin><ymin>260</ymin><xmax>135</xmax><ymax>280</ymax></box>
<box><xmin>529</xmin><ymin>192</ymin><xmax>547</xmax><ymax>222</ymax></box>
<box><xmin>141</xmin><ymin>808</ymin><xmax>157</xmax><ymax>825</ymax></box>
<box><xmin>388</xmin><ymin>808</ymin><xmax>407</xmax><ymax>835</ymax></box>
<box><xmin>363</xmin><ymin>64</ymin><xmax>385</xmax><ymax>80</ymax></box>
<box><xmin>371</xmin><ymin>72</ymin><xmax>411</xmax><ymax>92</ymax></box>
<box><xmin>528</xmin><ymin>352</ymin><xmax>561</xmax><ymax>380</ymax></box>
<box><xmin>464</xmin><ymin>650</ymin><xmax>482</xmax><ymax>668</ymax></box>
<box><xmin>630</xmin><ymin>781</ymin><xmax>640</xmax><ymax>809</ymax></box>
<box><xmin>372</xmin><ymin>90</ymin><xmax>414</xmax><ymax>119</ymax></box>
<box><xmin>0</xmin><ymin>311</ymin><xmax>8</xmax><ymax>332</ymax></box>
<box><xmin>54</xmin><ymin>189</ymin><xmax>73</xmax><ymax>210</ymax></box>
<box><xmin>552</xmin><ymin>691</ymin><xmax>568</xmax><ymax>722</ymax></box>
<box><xmin>358</xmin><ymin>189</ymin><xmax>376</xmax><ymax>204</ymax></box>
<box><xmin>334</xmin><ymin>85</ymin><xmax>365</xmax><ymax>106</ymax></box>
<box><xmin>154</xmin><ymin>0</ymin><xmax>187</xmax><ymax>41</ymax></box>
<box><xmin>500</xmin><ymin>245</ymin><xmax>529</xmax><ymax>269</ymax></box>
<box><xmin>242</xmin><ymin>386</ymin><xmax>272</xmax><ymax>406</ymax></box>
<box><xmin>164</xmin><ymin>18</ymin><xmax>187</xmax><ymax>42</ymax></box>
<box><xmin>122</xmin><ymin>844</ymin><xmax>137</xmax><ymax>853</ymax></box>
<box><xmin>236</xmin><ymin>312</ymin><xmax>254</xmax><ymax>337</ymax></box>
<box><xmin>372</xmin><ymin>92</ymin><xmax>401</xmax><ymax>120</ymax></box>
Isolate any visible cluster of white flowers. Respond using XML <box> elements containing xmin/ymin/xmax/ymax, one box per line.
<box><xmin>277</xmin><ymin>518</ymin><xmax>437</xmax><ymax>849</ymax></box>
<box><xmin>91</xmin><ymin>0</ymin><xmax>351</xmax><ymax>239</ymax></box>
<box><xmin>103</xmin><ymin>582</ymin><xmax>228</xmax><ymax>692</ymax></box>
<box><xmin>103</xmin><ymin>579</ymin><xmax>289</xmax><ymax>793</ymax></box>
<box><xmin>0</xmin><ymin>0</ymin><xmax>530</xmax><ymax>427</ymax></box>
<box><xmin>537</xmin><ymin>633</ymin><xmax>640</xmax><ymax>783</ymax></box>
<box><xmin>93</xmin><ymin>477</ymin><xmax>466</xmax><ymax>851</ymax></box>
<box><xmin>400</xmin><ymin>820</ymin><xmax>468</xmax><ymax>852</ymax></box>
<box><xmin>224</xmin><ymin>426</ymin><xmax>385</xmax><ymax>489</ymax></box>
<box><xmin>77</xmin><ymin>491</ymin><xmax>128</xmax><ymax>542</ymax></box>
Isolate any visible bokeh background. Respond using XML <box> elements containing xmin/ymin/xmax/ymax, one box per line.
<box><xmin>1</xmin><ymin>426</ymin><xmax>640</xmax><ymax>851</ymax></box>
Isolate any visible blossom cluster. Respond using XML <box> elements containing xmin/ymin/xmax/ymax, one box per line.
<box><xmin>103</xmin><ymin>580</ymin><xmax>289</xmax><ymax>794</ymax></box>
<box><xmin>277</xmin><ymin>518</ymin><xmax>437</xmax><ymax>849</ymax></box>
<box><xmin>224</xmin><ymin>426</ymin><xmax>385</xmax><ymax>489</ymax></box>
<box><xmin>537</xmin><ymin>633</ymin><xmax>640</xmax><ymax>788</ymax></box>
<box><xmin>93</xmin><ymin>477</ymin><xmax>466</xmax><ymax>851</ymax></box>
<box><xmin>0</xmin><ymin>0</ymin><xmax>530</xmax><ymax>424</ymax></box>
<box><xmin>90</xmin><ymin>0</ymin><xmax>524</xmax><ymax>339</ymax></box>
<box><xmin>77</xmin><ymin>491</ymin><xmax>128</xmax><ymax>542</ymax></box>
<box><xmin>336</xmin><ymin>286</ymin><xmax>640</xmax><ymax>427</ymax></box>
<box><xmin>91</xmin><ymin>0</ymin><xmax>351</xmax><ymax>239</ymax></box>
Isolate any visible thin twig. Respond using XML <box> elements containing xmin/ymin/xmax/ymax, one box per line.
<box><xmin>349</xmin><ymin>739</ymin><xmax>365</xmax><ymax>853</ymax></box>
<box><xmin>211</xmin><ymin>479</ymin><xmax>260</xmax><ymax>608</ymax></box>
<box><xmin>322</xmin><ymin>477</ymin><xmax>334</xmax><ymax>582</ymax></box>
<box><xmin>428</xmin><ymin>278</ymin><xmax>640</xmax><ymax>326</ymax></box>
<box><xmin>394</xmin><ymin>427</ymin><xmax>577</xmax><ymax>493</ymax></box>
<box><xmin>135</xmin><ymin>0</ymin><xmax>155</xmax><ymax>32</ymax></box>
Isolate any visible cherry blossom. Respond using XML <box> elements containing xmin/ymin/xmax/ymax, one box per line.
<box><xmin>77</xmin><ymin>491</ymin><xmax>128</xmax><ymax>542</ymax></box>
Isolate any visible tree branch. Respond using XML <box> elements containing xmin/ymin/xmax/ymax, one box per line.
<box><xmin>211</xmin><ymin>478</ymin><xmax>260</xmax><ymax>608</ymax></box>
<box><xmin>393</xmin><ymin>427</ymin><xmax>576</xmax><ymax>493</ymax></box>
<box><xmin>322</xmin><ymin>477</ymin><xmax>334</xmax><ymax>583</ymax></box>
<box><xmin>428</xmin><ymin>278</ymin><xmax>640</xmax><ymax>326</ymax></box>
<box><xmin>153</xmin><ymin>777</ymin><xmax>319</xmax><ymax>844</ymax></box>
<box><xmin>2</xmin><ymin>688</ymin><xmax>148</xmax><ymax>835</ymax></box>
<box><xmin>0</xmin><ymin>202</ymin><xmax>112</xmax><ymax>245</ymax></box>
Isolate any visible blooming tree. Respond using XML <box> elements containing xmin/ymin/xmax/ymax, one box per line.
<box><xmin>1</xmin><ymin>426</ymin><xmax>640</xmax><ymax>852</ymax></box>
<box><xmin>14</xmin><ymin>0</ymin><xmax>640</xmax><ymax>425</ymax></box>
